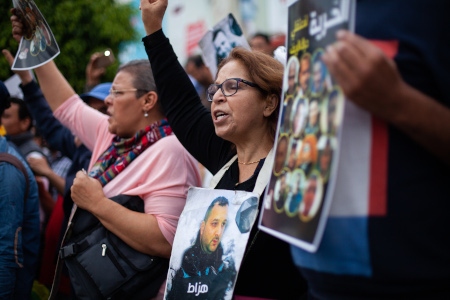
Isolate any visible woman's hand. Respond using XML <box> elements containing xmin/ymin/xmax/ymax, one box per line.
<box><xmin>2</xmin><ymin>49</ymin><xmax>33</xmax><ymax>85</ymax></box>
<box><xmin>71</xmin><ymin>171</ymin><xmax>107</xmax><ymax>212</ymax></box>
<box><xmin>85</xmin><ymin>52</ymin><xmax>106</xmax><ymax>89</ymax></box>
<box><xmin>140</xmin><ymin>0</ymin><xmax>167</xmax><ymax>35</ymax></box>
<box><xmin>27</xmin><ymin>156</ymin><xmax>51</xmax><ymax>177</ymax></box>
<box><xmin>322</xmin><ymin>30</ymin><xmax>406</xmax><ymax>122</ymax></box>
<box><xmin>10</xmin><ymin>9</ymin><xmax>27</xmax><ymax>42</ymax></box>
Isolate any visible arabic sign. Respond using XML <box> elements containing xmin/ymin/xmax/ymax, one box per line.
<box><xmin>11</xmin><ymin>0</ymin><xmax>60</xmax><ymax>70</ymax></box>
<box><xmin>259</xmin><ymin>0</ymin><xmax>355</xmax><ymax>253</ymax></box>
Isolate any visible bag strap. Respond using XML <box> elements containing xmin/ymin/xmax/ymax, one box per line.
<box><xmin>253</xmin><ymin>148</ymin><xmax>274</xmax><ymax>195</ymax></box>
<box><xmin>0</xmin><ymin>153</ymin><xmax>30</xmax><ymax>203</ymax></box>
<box><xmin>49</xmin><ymin>201</ymin><xmax>78</xmax><ymax>299</ymax></box>
<box><xmin>209</xmin><ymin>147</ymin><xmax>274</xmax><ymax>196</ymax></box>
<box><xmin>208</xmin><ymin>155</ymin><xmax>238</xmax><ymax>189</ymax></box>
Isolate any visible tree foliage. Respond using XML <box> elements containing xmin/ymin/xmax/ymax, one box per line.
<box><xmin>0</xmin><ymin>0</ymin><xmax>138</xmax><ymax>93</ymax></box>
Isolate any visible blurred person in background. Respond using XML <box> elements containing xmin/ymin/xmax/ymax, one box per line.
<box><xmin>0</xmin><ymin>80</ymin><xmax>40</xmax><ymax>300</ymax></box>
<box><xmin>249</xmin><ymin>32</ymin><xmax>274</xmax><ymax>57</ymax></box>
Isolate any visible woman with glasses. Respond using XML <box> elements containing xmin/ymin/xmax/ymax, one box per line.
<box><xmin>10</xmin><ymin>13</ymin><xmax>202</xmax><ymax>299</ymax></box>
<box><xmin>141</xmin><ymin>1</ymin><xmax>307</xmax><ymax>299</ymax></box>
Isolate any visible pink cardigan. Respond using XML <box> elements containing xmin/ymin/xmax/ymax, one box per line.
<box><xmin>54</xmin><ymin>95</ymin><xmax>201</xmax><ymax>245</ymax></box>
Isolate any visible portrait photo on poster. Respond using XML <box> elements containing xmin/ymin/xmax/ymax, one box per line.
<box><xmin>199</xmin><ymin>13</ymin><xmax>250</xmax><ymax>78</ymax></box>
<box><xmin>164</xmin><ymin>187</ymin><xmax>259</xmax><ymax>300</ymax></box>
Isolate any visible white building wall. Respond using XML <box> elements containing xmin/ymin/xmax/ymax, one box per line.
<box><xmin>118</xmin><ymin>0</ymin><xmax>290</xmax><ymax>65</ymax></box>
<box><xmin>164</xmin><ymin>0</ymin><xmax>289</xmax><ymax>64</ymax></box>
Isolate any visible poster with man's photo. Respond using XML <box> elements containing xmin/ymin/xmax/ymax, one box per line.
<box><xmin>259</xmin><ymin>0</ymin><xmax>355</xmax><ymax>252</ymax></box>
<box><xmin>11</xmin><ymin>0</ymin><xmax>60</xmax><ymax>70</ymax></box>
<box><xmin>164</xmin><ymin>187</ymin><xmax>259</xmax><ymax>300</ymax></box>
<box><xmin>198</xmin><ymin>13</ymin><xmax>250</xmax><ymax>78</ymax></box>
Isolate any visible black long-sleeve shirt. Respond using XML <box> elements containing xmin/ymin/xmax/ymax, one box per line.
<box><xmin>143</xmin><ymin>30</ymin><xmax>306</xmax><ymax>299</ymax></box>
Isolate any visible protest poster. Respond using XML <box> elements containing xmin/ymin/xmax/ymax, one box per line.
<box><xmin>11</xmin><ymin>0</ymin><xmax>60</xmax><ymax>70</ymax></box>
<box><xmin>164</xmin><ymin>187</ymin><xmax>259</xmax><ymax>300</ymax></box>
<box><xmin>198</xmin><ymin>13</ymin><xmax>250</xmax><ymax>78</ymax></box>
<box><xmin>259</xmin><ymin>0</ymin><xmax>355</xmax><ymax>252</ymax></box>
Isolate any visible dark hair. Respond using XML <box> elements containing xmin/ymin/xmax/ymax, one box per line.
<box><xmin>217</xmin><ymin>47</ymin><xmax>284</xmax><ymax>139</ymax></box>
<box><xmin>212</xmin><ymin>28</ymin><xmax>226</xmax><ymax>43</ymax></box>
<box><xmin>10</xmin><ymin>97</ymin><xmax>34</xmax><ymax>131</ymax></box>
<box><xmin>117</xmin><ymin>59</ymin><xmax>163</xmax><ymax>114</ymax></box>
<box><xmin>185</xmin><ymin>54</ymin><xmax>205</xmax><ymax>69</ymax></box>
<box><xmin>300</xmin><ymin>52</ymin><xmax>311</xmax><ymax>65</ymax></box>
<box><xmin>118</xmin><ymin>59</ymin><xmax>157</xmax><ymax>98</ymax></box>
<box><xmin>212</xmin><ymin>28</ymin><xmax>230</xmax><ymax>64</ymax></box>
<box><xmin>251</xmin><ymin>32</ymin><xmax>270</xmax><ymax>44</ymax></box>
<box><xmin>204</xmin><ymin>196</ymin><xmax>229</xmax><ymax>222</ymax></box>
<box><xmin>0</xmin><ymin>81</ymin><xmax>11</xmax><ymax>116</ymax></box>
<box><xmin>311</xmin><ymin>50</ymin><xmax>327</xmax><ymax>84</ymax></box>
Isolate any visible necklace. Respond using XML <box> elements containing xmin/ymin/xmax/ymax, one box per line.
<box><xmin>237</xmin><ymin>159</ymin><xmax>261</xmax><ymax>165</ymax></box>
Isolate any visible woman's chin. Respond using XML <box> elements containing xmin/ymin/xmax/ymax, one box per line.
<box><xmin>215</xmin><ymin>128</ymin><xmax>231</xmax><ymax>142</ymax></box>
<box><xmin>108</xmin><ymin>124</ymin><xmax>117</xmax><ymax>135</ymax></box>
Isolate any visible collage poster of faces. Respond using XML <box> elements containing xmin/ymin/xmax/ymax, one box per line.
<box><xmin>259</xmin><ymin>0</ymin><xmax>355</xmax><ymax>252</ymax></box>
<box><xmin>11</xmin><ymin>0</ymin><xmax>60</xmax><ymax>70</ymax></box>
<box><xmin>164</xmin><ymin>187</ymin><xmax>259</xmax><ymax>300</ymax></box>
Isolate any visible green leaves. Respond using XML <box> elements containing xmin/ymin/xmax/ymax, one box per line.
<box><xmin>1</xmin><ymin>0</ymin><xmax>136</xmax><ymax>93</ymax></box>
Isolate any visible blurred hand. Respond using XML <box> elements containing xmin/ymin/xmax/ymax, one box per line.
<box><xmin>10</xmin><ymin>9</ymin><xmax>27</xmax><ymax>42</ymax></box>
<box><xmin>322</xmin><ymin>30</ymin><xmax>405</xmax><ymax>121</ymax></box>
<box><xmin>35</xmin><ymin>176</ymin><xmax>48</xmax><ymax>192</ymax></box>
<box><xmin>35</xmin><ymin>176</ymin><xmax>55</xmax><ymax>214</ymax></box>
<box><xmin>27</xmin><ymin>156</ymin><xmax>51</xmax><ymax>177</ymax></box>
<box><xmin>85</xmin><ymin>52</ymin><xmax>106</xmax><ymax>88</ymax></box>
<box><xmin>74</xmin><ymin>136</ymin><xmax>83</xmax><ymax>148</ymax></box>
<box><xmin>2</xmin><ymin>49</ymin><xmax>33</xmax><ymax>84</ymax></box>
<box><xmin>140</xmin><ymin>0</ymin><xmax>167</xmax><ymax>35</ymax></box>
<box><xmin>71</xmin><ymin>171</ymin><xmax>106</xmax><ymax>211</ymax></box>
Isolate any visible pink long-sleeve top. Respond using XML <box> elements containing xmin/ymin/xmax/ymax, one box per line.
<box><xmin>54</xmin><ymin>95</ymin><xmax>201</xmax><ymax>245</ymax></box>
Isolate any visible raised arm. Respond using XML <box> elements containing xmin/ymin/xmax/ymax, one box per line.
<box><xmin>323</xmin><ymin>30</ymin><xmax>450</xmax><ymax>165</ymax></box>
<box><xmin>140</xmin><ymin>0</ymin><xmax>167</xmax><ymax>36</ymax></box>
<box><xmin>84</xmin><ymin>52</ymin><xmax>106</xmax><ymax>92</ymax></box>
<box><xmin>11</xmin><ymin>13</ymin><xmax>76</xmax><ymax>112</ymax></box>
<box><xmin>140</xmin><ymin>0</ymin><xmax>234</xmax><ymax>173</ymax></box>
<box><xmin>27</xmin><ymin>156</ymin><xmax>66</xmax><ymax>196</ymax></box>
<box><xmin>2</xmin><ymin>50</ymin><xmax>78</xmax><ymax>158</ymax></box>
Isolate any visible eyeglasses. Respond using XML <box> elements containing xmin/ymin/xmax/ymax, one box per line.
<box><xmin>207</xmin><ymin>78</ymin><xmax>262</xmax><ymax>102</ymax></box>
<box><xmin>108</xmin><ymin>88</ymin><xmax>147</xmax><ymax>98</ymax></box>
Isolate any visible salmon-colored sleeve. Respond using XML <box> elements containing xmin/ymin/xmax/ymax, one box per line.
<box><xmin>101</xmin><ymin>135</ymin><xmax>202</xmax><ymax>245</ymax></box>
<box><xmin>53</xmin><ymin>95</ymin><xmax>111</xmax><ymax>152</ymax></box>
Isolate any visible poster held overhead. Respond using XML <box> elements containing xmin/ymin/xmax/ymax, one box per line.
<box><xmin>198</xmin><ymin>13</ymin><xmax>250</xmax><ymax>78</ymax></box>
<box><xmin>11</xmin><ymin>0</ymin><xmax>60</xmax><ymax>70</ymax></box>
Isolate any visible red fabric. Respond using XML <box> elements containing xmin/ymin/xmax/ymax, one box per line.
<box><xmin>38</xmin><ymin>194</ymin><xmax>71</xmax><ymax>295</ymax></box>
<box><xmin>368</xmin><ymin>40</ymin><xmax>398</xmax><ymax>216</ymax></box>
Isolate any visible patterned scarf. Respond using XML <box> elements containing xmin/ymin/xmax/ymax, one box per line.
<box><xmin>89</xmin><ymin>119</ymin><xmax>172</xmax><ymax>186</ymax></box>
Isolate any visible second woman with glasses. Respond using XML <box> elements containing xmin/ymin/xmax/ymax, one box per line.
<box><xmin>141</xmin><ymin>1</ymin><xmax>307</xmax><ymax>299</ymax></box>
<box><xmin>10</xmin><ymin>10</ymin><xmax>202</xmax><ymax>296</ymax></box>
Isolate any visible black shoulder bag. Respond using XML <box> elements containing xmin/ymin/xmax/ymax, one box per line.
<box><xmin>50</xmin><ymin>194</ymin><xmax>169</xmax><ymax>300</ymax></box>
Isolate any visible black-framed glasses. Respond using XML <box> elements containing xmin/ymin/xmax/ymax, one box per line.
<box><xmin>109</xmin><ymin>88</ymin><xmax>148</xmax><ymax>98</ymax></box>
<box><xmin>207</xmin><ymin>78</ymin><xmax>261</xmax><ymax>102</ymax></box>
